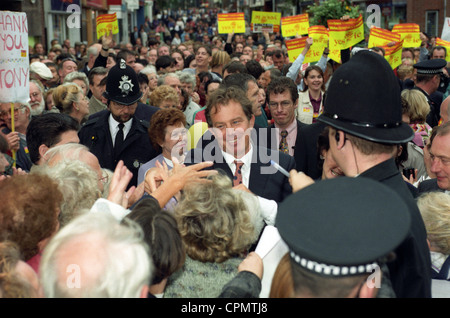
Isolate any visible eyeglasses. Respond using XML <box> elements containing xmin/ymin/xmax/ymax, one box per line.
<box><xmin>268</xmin><ymin>100</ymin><xmax>293</xmax><ymax>109</ymax></box>
<box><xmin>0</xmin><ymin>106</ymin><xmax>26</xmax><ymax>118</ymax></box>
<box><xmin>98</xmin><ymin>171</ymin><xmax>109</xmax><ymax>185</ymax></box>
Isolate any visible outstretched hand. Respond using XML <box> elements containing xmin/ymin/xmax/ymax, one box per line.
<box><xmin>107</xmin><ymin>160</ymin><xmax>135</xmax><ymax>208</ymax></box>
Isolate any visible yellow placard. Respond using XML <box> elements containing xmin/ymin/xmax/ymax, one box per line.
<box><xmin>96</xmin><ymin>13</ymin><xmax>119</xmax><ymax>39</ymax></box>
<box><xmin>308</xmin><ymin>25</ymin><xmax>329</xmax><ymax>48</ymax></box>
<box><xmin>251</xmin><ymin>11</ymin><xmax>281</xmax><ymax>33</ymax></box>
<box><xmin>382</xmin><ymin>40</ymin><xmax>404</xmax><ymax>70</ymax></box>
<box><xmin>285</xmin><ymin>36</ymin><xmax>324</xmax><ymax>64</ymax></box>
<box><xmin>218</xmin><ymin>13</ymin><xmax>246</xmax><ymax>34</ymax></box>
<box><xmin>368</xmin><ymin>27</ymin><xmax>401</xmax><ymax>48</ymax></box>
<box><xmin>328</xmin><ymin>14</ymin><xmax>364</xmax><ymax>51</ymax></box>
<box><xmin>436</xmin><ymin>38</ymin><xmax>450</xmax><ymax>62</ymax></box>
<box><xmin>392</xmin><ymin>23</ymin><xmax>421</xmax><ymax>48</ymax></box>
<box><xmin>281</xmin><ymin>13</ymin><xmax>309</xmax><ymax>38</ymax></box>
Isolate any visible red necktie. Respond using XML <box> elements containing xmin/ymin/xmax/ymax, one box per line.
<box><xmin>233</xmin><ymin>161</ymin><xmax>244</xmax><ymax>186</ymax></box>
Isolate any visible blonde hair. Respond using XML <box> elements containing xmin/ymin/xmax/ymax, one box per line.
<box><xmin>148</xmin><ymin>85</ymin><xmax>179</xmax><ymax>108</ymax></box>
<box><xmin>401</xmin><ymin>89</ymin><xmax>430</xmax><ymax>123</ymax></box>
<box><xmin>210</xmin><ymin>50</ymin><xmax>231</xmax><ymax>69</ymax></box>
<box><xmin>397</xmin><ymin>65</ymin><xmax>414</xmax><ymax>81</ymax></box>
<box><xmin>174</xmin><ymin>173</ymin><xmax>258</xmax><ymax>263</ymax></box>
<box><xmin>417</xmin><ymin>192</ymin><xmax>450</xmax><ymax>255</ymax></box>
<box><xmin>52</xmin><ymin>83</ymin><xmax>82</xmax><ymax>114</ymax></box>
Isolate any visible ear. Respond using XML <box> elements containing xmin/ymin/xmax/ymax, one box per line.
<box><xmin>293</xmin><ymin>98</ymin><xmax>298</xmax><ymax>109</ymax></box>
<box><xmin>38</xmin><ymin>144</ymin><xmax>49</xmax><ymax>162</ymax></box>
<box><xmin>139</xmin><ymin>285</ymin><xmax>149</xmax><ymax>298</ymax></box>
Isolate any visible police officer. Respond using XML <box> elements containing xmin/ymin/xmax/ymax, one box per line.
<box><xmin>413</xmin><ymin>58</ymin><xmax>448</xmax><ymax>128</ymax></box>
<box><xmin>79</xmin><ymin>59</ymin><xmax>159</xmax><ymax>188</ymax></box>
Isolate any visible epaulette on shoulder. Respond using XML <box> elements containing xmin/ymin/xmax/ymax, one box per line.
<box><xmin>139</xmin><ymin>119</ymin><xmax>150</xmax><ymax>129</ymax></box>
<box><xmin>83</xmin><ymin>116</ymin><xmax>99</xmax><ymax>126</ymax></box>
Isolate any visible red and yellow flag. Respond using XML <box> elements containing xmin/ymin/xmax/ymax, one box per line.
<box><xmin>328</xmin><ymin>14</ymin><xmax>364</xmax><ymax>51</ymax></box>
<box><xmin>436</xmin><ymin>37</ymin><xmax>450</xmax><ymax>62</ymax></box>
<box><xmin>392</xmin><ymin>23</ymin><xmax>421</xmax><ymax>48</ymax></box>
<box><xmin>285</xmin><ymin>36</ymin><xmax>324</xmax><ymax>64</ymax></box>
<box><xmin>218</xmin><ymin>13</ymin><xmax>246</xmax><ymax>34</ymax></box>
<box><xmin>382</xmin><ymin>40</ymin><xmax>404</xmax><ymax>69</ymax></box>
<box><xmin>281</xmin><ymin>13</ymin><xmax>310</xmax><ymax>38</ymax></box>
<box><xmin>368</xmin><ymin>27</ymin><xmax>401</xmax><ymax>48</ymax></box>
<box><xmin>96</xmin><ymin>13</ymin><xmax>119</xmax><ymax>39</ymax></box>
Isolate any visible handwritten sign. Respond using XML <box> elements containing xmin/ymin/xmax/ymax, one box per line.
<box><xmin>368</xmin><ymin>26</ymin><xmax>401</xmax><ymax>48</ymax></box>
<box><xmin>96</xmin><ymin>13</ymin><xmax>119</xmax><ymax>39</ymax></box>
<box><xmin>328</xmin><ymin>14</ymin><xmax>364</xmax><ymax>51</ymax></box>
<box><xmin>251</xmin><ymin>11</ymin><xmax>281</xmax><ymax>33</ymax></box>
<box><xmin>382</xmin><ymin>40</ymin><xmax>404</xmax><ymax>69</ymax></box>
<box><xmin>436</xmin><ymin>37</ymin><xmax>450</xmax><ymax>62</ymax></box>
<box><xmin>0</xmin><ymin>11</ymin><xmax>29</xmax><ymax>104</ymax></box>
<box><xmin>281</xmin><ymin>13</ymin><xmax>309</xmax><ymax>38</ymax></box>
<box><xmin>285</xmin><ymin>36</ymin><xmax>324</xmax><ymax>64</ymax></box>
<box><xmin>442</xmin><ymin>17</ymin><xmax>450</xmax><ymax>41</ymax></box>
<box><xmin>392</xmin><ymin>23</ymin><xmax>421</xmax><ymax>48</ymax></box>
<box><xmin>218</xmin><ymin>13</ymin><xmax>246</xmax><ymax>34</ymax></box>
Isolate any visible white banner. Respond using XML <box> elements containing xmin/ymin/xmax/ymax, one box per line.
<box><xmin>442</xmin><ymin>17</ymin><xmax>450</xmax><ymax>42</ymax></box>
<box><xmin>0</xmin><ymin>11</ymin><xmax>29</xmax><ymax>104</ymax></box>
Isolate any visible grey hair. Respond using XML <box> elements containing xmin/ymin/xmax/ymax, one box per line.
<box><xmin>158</xmin><ymin>72</ymin><xmax>179</xmax><ymax>86</ymax></box>
<box><xmin>63</xmin><ymin>71</ymin><xmax>89</xmax><ymax>89</ymax></box>
<box><xmin>40</xmin><ymin>211</ymin><xmax>153</xmax><ymax>298</ymax></box>
<box><xmin>177</xmin><ymin>71</ymin><xmax>196</xmax><ymax>89</ymax></box>
<box><xmin>30</xmin><ymin>159</ymin><xmax>100</xmax><ymax>228</ymax></box>
<box><xmin>140</xmin><ymin>65</ymin><xmax>157</xmax><ymax>76</ymax></box>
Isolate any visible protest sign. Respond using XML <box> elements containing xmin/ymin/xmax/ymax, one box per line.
<box><xmin>0</xmin><ymin>11</ymin><xmax>29</xmax><ymax>105</ymax></box>
<box><xmin>96</xmin><ymin>13</ymin><xmax>119</xmax><ymax>39</ymax></box>
<box><xmin>285</xmin><ymin>36</ymin><xmax>324</xmax><ymax>64</ymax></box>
<box><xmin>436</xmin><ymin>37</ymin><xmax>450</xmax><ymax>62</ymax></box>
<box><xmin>392</xmin><ymin>23</ymin><xmax>421</xmax><ymax>48</ymax></box>
<box><xmin>368</xmin><ymin>26</ymin><xmax>401</xmax><ymax>48</ymax></box>
<box><xmin>328</xmin><ymin>14</ymin><xmax>364</xmax><ymax>51</ymax></box>
<box><xmin>442</xmin><ymin>17</ymin><xmax>450</xmax><ymax>42</ymax></box>
<box><xmin>281</xmin><ymin>13</ymin><xmax>309</xmax><ymax>38</ymax></box>
<box><xmin>251</xmin><ymin>11</ymin><xmax>281</xmax><ymax>33</ymax></box>
<box><xmin>218</xmin><ymin>13</ymin><xmax>246</xmax><ymax>34</ymax></box>
<box><xmin>382</xmin><ymin>40</ymin><xmax>403</xmax><ymax>69</ymax></box>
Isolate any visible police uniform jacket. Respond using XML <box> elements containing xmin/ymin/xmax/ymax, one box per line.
<box><xmin>359</xmin><ymin>158</ymin><xmax>432</xmax><ymax>298</ymax></box>
<box><xmin>78</xmin><ymin>110</ymin><xmax>159</xmax><ymax>188</ymax></box>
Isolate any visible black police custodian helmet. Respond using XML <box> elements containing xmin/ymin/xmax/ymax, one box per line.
<box><xmin>318</xmin><ymin>50</ymin><xmax>414</xmax><ymax>144</ymax></box>
<box><xmin>276</xmin><ymin>177</ymin><xmax>410</xmax><ymax>277</ymax></box>
<box><xmin>103</xmin><ymin>59</ymin><xmax>142</xmax><ymax>106</ymax></box>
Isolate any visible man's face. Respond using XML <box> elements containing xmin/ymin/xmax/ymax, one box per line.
<box><xmin>125</xmin><ymin>54</ymin><xmax>136</xmax><ymax>67</ymax></box>
<box><xmin>164</xmin><ymin>76</ymin><xmax>182</xmax><ymax>96</ymax></box>
<box><xmin>239</xmin><ymin>54</ymin><xmax>251</xmax><ymax>65</ymax></box>
<box><xmin>243</xmin><ymin>46</ymin><xmax>253</xmax><ymax>57</ymax></box>
<box><xmin>272</xmin><ymin>54</ymin><xmax>284</xmax><ymax>70</ymax></box>
<box><xmin>430</xmin><ymin>133</ymin><xmax>450</xmax><ymax>190</ymax></box>
<box><xmin>0</xmin><ymin>103</ymin><xmax>29</xmax><ymax>130</ymax></box>
<box><xmin>59</xmin><ymin>60</ymin><xmax>77</xmax><ymax>81</ymax></box>
<box><xmin>158</xmin><ymin>46</ymin><xmax>170</xmax><ymax>56</ymax></box>
<box><xmin>268</xmin><ymin>90</ymin><xmax>297</xmax><ymax>129</ymax></box>
<box><xmin>47</xmin><ymin>65</ymin><xmax>59</xmax><ymax>85</ymax></box>
<box><xmin>29</xmin><ymin>82</ymin><xmax>45</xmax><ymax>116</ymax></box>
<box><xmin>148</xmin><ymin>49</ymin><xmax>158</xmax><ymax>65</ymax></box>
<box><xmin>109</xmin><ymin>101</ymin><xmax>137</xmax><ymax>123</ymax></box>
<box><xmin>89</xmin><ymin>74</ymin><xmax>107</xmax><ymax>100</ymax></box>
<box><xmin>432</xmin><ymin>48</ymin><xmax>446</xmax><ymax>60</ymax></box>
<box><xmin>210</xmin><ymin>100</ymin><xmax>255</xmax><ymax>159</ymax></box>
<box><xmin>258</xmin><ymin>70</ymin><xmax>271</xmax><ymax>90</ymax></box>
<box><xmin>246</xmin><ymin>81</ymin><xmax>261</xmax><ymax>117</ymax></box>
<box><xmin>195</xmin><ymin>47</ymin><xmax>211</xmax><ymax>68</ymax></box>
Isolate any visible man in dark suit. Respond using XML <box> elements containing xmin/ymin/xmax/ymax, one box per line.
<box><xmin>263</xmin><ymin>76</ymin><xmax>308</xmax><ymax>174</ymax></box>
<box><xmin>317</xmin><ymin>51</ymin><xmax>431</xmax><ymax>298</ymax></box>
<box><xmin>418</xmin><ymin>121</ymin><xmax>450</xmax><ymax>194</ymax></box>
<box><xmin>186</xmin><ymin>85</ymin><xmax>295</xmax><ymax>226</ymax></box>
<box><xmin>79</xmin><ymin>59</ymin><xmax>159</xmax><ymax>189</ymax></box>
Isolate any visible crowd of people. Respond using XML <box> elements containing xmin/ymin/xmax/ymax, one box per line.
<box><xmin>1</xmin><ymin>10</ymin><xmax>450</xmax><ymax>299</ymax></box>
